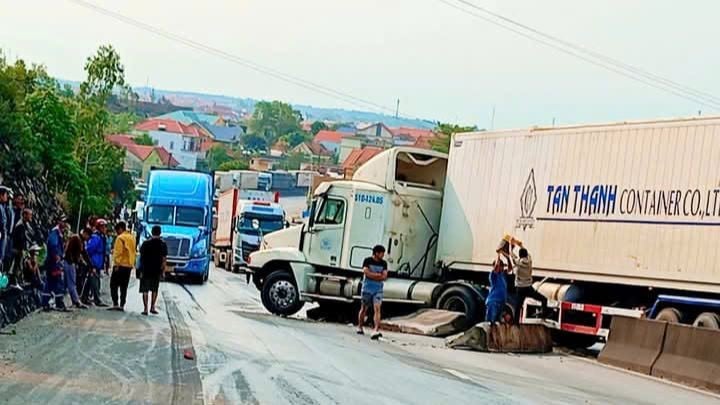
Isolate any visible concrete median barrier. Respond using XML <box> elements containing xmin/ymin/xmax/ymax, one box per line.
<box><xmin>446</xmin><ymin>322</ymin><xmax>552</xmax><ymax>353</ymax></box>
<box><xmin>651</xmin><ymin>323</ymin><xmax>720</xmax><ymax>392</ymax></box>
<box><xmin>381</xmin><ymin>309</ymin><xmax>467</xmax><ymax>337</ymax></box>
<box><xmin>598</xmin><ymin>316</ymin><xmax>667</xmax><ymax>374</ymax></box>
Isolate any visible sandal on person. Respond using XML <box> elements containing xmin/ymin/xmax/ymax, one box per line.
<box><xmin>370</xmin><ymin>332</ymin><xmax>382</xmax><ymax>340</ymax></box>
<box><xmin>150</xmin><ymin>309</ymin><xmax>159</xmax><ymax>315</ymax></box>
<box><xmin>356</xmin><ymin>328</ymin><xmax>365</xmax><ymax>335</ymax></box>
<box><xmin>141</xmin><ymin>311</ymin><xmax>148</xmax><ymax>316</ymax></box>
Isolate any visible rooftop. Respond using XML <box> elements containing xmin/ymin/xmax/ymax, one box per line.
<box><xmin>342</xmin><ymin>146</ymin><xmax>383</xmax><ymax>170</ymax></box>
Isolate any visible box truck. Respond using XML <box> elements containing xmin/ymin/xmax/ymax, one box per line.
<box><xmin>214</xmin><ymin>170</ymin><xmax>260</xmax><ymax>195</ymax></box>
<box><xmin>247</xmin><ymin>116</ymin><xmax>720</xmax><ymax>347</ymax></box>
<box><xmin>212</xmin><ymin>188</ymin><xmax>286</xmax><ymax>271</ymax></box>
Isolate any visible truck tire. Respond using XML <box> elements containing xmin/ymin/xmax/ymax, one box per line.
<box><xmin>261</xmin><ymin>271</ymin><xmax>304</xmax><ymax>316</ymax></box>
<box><xmin>655</xmin><ymin>307</ymin><xmax>684</xmax><ymax>323</ymax></box>
<box><xmin>436</xmin><ymin>286</ymin><xmax>481</xmax><ymax>324</ymax></box>
<box><xmin>693</xmin><ymin>312</ymin><xmax>720</xmax><ymax>329</ymax></box>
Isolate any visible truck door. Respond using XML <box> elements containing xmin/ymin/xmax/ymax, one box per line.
<box><xmin>305</xmin><ymin>196</ymin><xmax>346</xmax><ymax>267</ymax></box>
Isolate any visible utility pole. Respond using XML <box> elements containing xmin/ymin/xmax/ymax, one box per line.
<box><xmin>490</xmin><ymin>106</ymin><xmax>496</xmax><ymax>130</ymax></box>
<box><xmin>395</xmin><ymin>99</ymin><xmax>400</xmax><ymax>119</ymax></box>
<box><xmin>76</xmin><ymin>150</ymin><xmax>91</xmax><ymax>233</ymax></box>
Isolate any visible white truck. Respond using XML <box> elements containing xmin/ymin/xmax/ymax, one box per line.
<box><xmin>214</xmin><ymin>170</ymin><xmax>261</xmax><ymax>195</ymax></box>
<box><xmin>248</xmin><ymin>116</ymin><xmax>720</xmax><ymax>347</ymax></box>
<box><xmin>212</xmin><ymin>188</ymin><xmax>286</xmax><ymax>271</ymax></box>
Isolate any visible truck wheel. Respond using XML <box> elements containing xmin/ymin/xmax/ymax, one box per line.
<box><xmin>436</xmin><ymin>286</ymin><xmax>481</xmax><ymax>324</ymax></box>
<box><xmin>261</xmin><ymin>271</ymin><xmax>304</xmax><ymax>316</ymax></box>
<box><xmin>655</xmin><ymin>307</ymin><xmax>684</xmax><ymax>323</ymax></box>
<box><xmin>693</xmin><ymin>312</ymin><xmax>720</xmax><ymax>329</ymax></box>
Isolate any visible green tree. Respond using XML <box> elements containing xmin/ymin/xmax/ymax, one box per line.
<box><xmin>277</xmin><ymin>151</ymin><xmax>306</xmax><ymax>171</ymax></box>
<box><xmin>310</xmin><ymin>121</ymin><xmax>328</xmax><ymax>135</ymax></box>
<box><xmin>431</xmin><ymin>122</ymin><xmax>479</xmax><ymax>153</ymax></box>
<box><xmin>133</xmin><ymin>133</ymin><xmax>155</xmax><ymax>146</ymax></box>
<box><xmin>108</xmin><ymin>111</ymin><xmax>141</xmax><ymax>134</ymax></box>
<box><xmin>217</xmin><ymin>160</ymin><xmax>249</xmax><ymax>171</ymax></box>
<box><xmin>206</xmin><ymin>145</ymin><xmax>232</xmax><ymax>171</ymax></box>
<box><xmin>248</xmin><ymin>100</ymin><xmax>301</xmax><ymax>143</ymax></box>
<box><xmin>280</xmin><ymin>131</ymin><xmax>312</xmax><ymax>148</ymax></box>
<box><xmin>241</xmin><ymin>133</ymin><xmax>268</xmax><ymax>152</ymax></box>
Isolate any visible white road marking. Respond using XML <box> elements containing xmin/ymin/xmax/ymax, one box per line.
<box><xmin>443</xmin><ymin>368</ymin><xmax>476</xmax><ymax>383</ymax></box>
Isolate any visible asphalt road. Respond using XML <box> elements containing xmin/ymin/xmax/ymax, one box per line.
<box><xmin>0</xmin><ymin>268</ymin><xmax>717</xmax><ymax>404</ymax></box>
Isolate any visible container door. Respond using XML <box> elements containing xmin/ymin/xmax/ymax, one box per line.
<box><xmin>305</xmin><ymin>196</ymin><xmax>346</xmax><ymax>267</ymax></box>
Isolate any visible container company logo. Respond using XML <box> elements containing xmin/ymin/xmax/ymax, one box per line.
<box><xmin>516</xmin><ymin>170</ymin><xmax>537</xmax><ymax>230</ymax></box>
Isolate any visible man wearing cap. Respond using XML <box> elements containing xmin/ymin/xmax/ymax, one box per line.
<box><xmin>42</xmin><ymin>215</ymin><xmax>68</xmax><ymax>311</ymax></box>
<box><xmin>84</xmin><ymin>218</ymin><xmax>109</xmax><ymax>307</ymax></box>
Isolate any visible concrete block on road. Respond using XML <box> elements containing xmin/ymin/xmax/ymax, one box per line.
<box><xmin>446</xmin><ymin>322</ymin><xmax>553</xmax><ymax>353</ymax></box>
<box><xmin>598</xmin><ymin>316</ymin><xmax>667</xmax><ymax>375</ymax></box>
<box><xmin>381</xmin><ymin>309</ymin><xmax>467</xmax><ymax>337</ymax></box>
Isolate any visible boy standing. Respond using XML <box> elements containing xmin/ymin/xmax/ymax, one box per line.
<box><xmin>357</xmin><ymin>245</ymin><xmax>388</xmax><ymax>340</ymax></box>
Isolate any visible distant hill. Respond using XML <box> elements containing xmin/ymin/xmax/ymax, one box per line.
<box><xmin>133</xmin><ymin>86</ymin><xmax>436</xmax><ymax>129</ymax></box>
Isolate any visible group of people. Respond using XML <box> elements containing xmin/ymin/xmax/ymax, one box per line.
<box><xmin>0</xmin><ymin>185</ymin><xmax>169</xmax><ymax>316</ymax></box>
<box><xmin>353</xmin><ymin>236</ymin><xmax>549</xmax><ymax>339</ymax></box>
<box><xmin>485</xmin><ymin>235</ymin><xmax>548</xmax><ymax>324</ymax></box>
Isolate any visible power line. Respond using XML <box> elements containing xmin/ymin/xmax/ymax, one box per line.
<box><xmin>67</xmin><ymin>0</ymin><xmax>399</xmax><ymax>115</ymax></box>
<box><xmin>451</xmin><ymin>0</ymin><xmax>720</xmax><ymax>107</ymax></box>
<box><xmin>439</xmin><ymin>0</ymin><xmax>720</xmax><ymax>110</ymax></box>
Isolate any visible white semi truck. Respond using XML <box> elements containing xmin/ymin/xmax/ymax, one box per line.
<box><xmin>248</xmin><ymin>116</ymin><xmax>720</xmax><ymax>347</ymax></box>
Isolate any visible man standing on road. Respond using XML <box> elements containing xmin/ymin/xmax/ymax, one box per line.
<box><xmin>356</xmin><ymin>245</ymin><xmax>388</xmax><ymax>340</ymax></box>
<box><xmin>512</xmin><ymin>246</ymin><xmax>548</xmax><ymax>324</ymax></box>
<box><xmin>109</xmin><ymin>221</ymin><xmax>135</xmax><ymax>311</ymax></box>
<box><xmin>0</xmin><ymin>186</ymin><xmax>14</xmax><ymax>275</ymax></box>
<box><xmin>84</xmin><ymin>219</ymin><xmax>109</xmax><ymax>307</ymax></box>
<box><xmin>42</xmin><ymin>215</ymin><xmax>68</xmax><ymax>311</ymax></box>
<box><xmin>138</xmin><ymin>225</ymin><xmax>167</xmax><ymax>315</ymax></box>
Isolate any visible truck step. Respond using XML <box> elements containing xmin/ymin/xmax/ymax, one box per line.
<box><xmin>307</xmin><ymin>273</ymin><xmax>350</xmax><ymax>282</ymax></box>
<box><xmin>301</xmin><ymin>293</ymin><xmax>354</xmax><ymax>303</ymax></box>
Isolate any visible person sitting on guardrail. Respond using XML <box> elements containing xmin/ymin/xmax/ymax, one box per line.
<box><xmin>486</xmin><ymin>256</ymin><xmax>508</xmax><ymax>324</ymax></box>
<box><xmin>512</xmin><ymin>246</ymin><xmax>548</xmax><ymax>324</ymax></box>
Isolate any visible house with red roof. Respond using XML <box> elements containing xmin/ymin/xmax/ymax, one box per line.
<box><xmin>341</xmin><ymin>146</ymin><xmax>383</xmax><ymax>178</ymax></box>
<box><xmin>134</xmin><ymin>118</ymin><xmax>204</xmax><ymax>169</ymax></box>
<box><xmin>313</xmin><ymin>130</ymin><xmax>346</xmax><ymax>155</ymax></box>
<box><xmin>107</xmin><ymin>134</ymin><xmax>180</xmax><ymax>180</ymax></box>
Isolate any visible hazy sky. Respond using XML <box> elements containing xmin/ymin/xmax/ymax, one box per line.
<box><xmin>1</xmin><ymin>0</ymin><xmax>718</xmax><ymax>128</ymax></box>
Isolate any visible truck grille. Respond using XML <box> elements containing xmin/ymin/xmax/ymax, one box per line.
<box><xmin>164</xmin><ymin>236</ymin><xmax>191</xmax><ymax>258</ymax></box>
<box><xmin>241</xmin><ymin>241</ymin><xmax>259</xmax><ymax>261</ymax></box>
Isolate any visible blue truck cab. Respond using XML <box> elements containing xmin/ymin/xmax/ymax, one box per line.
<box><xmin>139</xmin><ymin>169</ymin><xmax>214</xmax><ymax>283</ymax></box>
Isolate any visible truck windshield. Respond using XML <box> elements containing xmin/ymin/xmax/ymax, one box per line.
<box><xmin>147</xmin><ymin>205</ymin><xmax>205</xmax><ymax>226</ymax></box>
<box><xmin>147</xmin><ymin>205</ymin><xmax>174</xmax><ymax>224</ymax></box>
<box><xmin>176</xmin><ymin>207</ymin><xmax>205</xmax><ymax>226</ymax></box>
<box><xmin>237</xmin><ymin>214</ymin><xmax>284</xmax><ymax>235</ymax></box>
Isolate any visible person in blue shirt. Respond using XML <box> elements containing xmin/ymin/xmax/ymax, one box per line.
<box><xmin>485</xmin><ymin>257</ymin><xmax>508</xmax><ymax>324</ymax></box>
<box><xmin>41</xmin><ymin>215</ymin><xmax>68</xmax><ymax>311</ymax></box>
<box><xmin>356</xmin><ymin>245</ymin><xmax>388</xmax><ymax>340</ymax></box>
<box><xmin>82</xmin><ymin>219</ymin><xmax>109</xmax><ymax>306</ymax></box>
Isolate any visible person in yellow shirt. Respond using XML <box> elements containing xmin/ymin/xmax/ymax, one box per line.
<box><xmin>108</xmin><ymin>222</ymin><xmax>136</xmax><ymax>311</ymax></box>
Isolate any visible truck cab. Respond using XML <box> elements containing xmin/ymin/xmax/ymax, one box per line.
<box><xmin>139</xmin><ymin>169</ymin><xmax>213</xmax><ymax>283</ymax></box>
<box><xmin>231</xmin><ymin>191</ymin><xmax>286</xmax><ymax>270</ymax></box>
<box><xmin>248</xmin><ymin>147</ymin><xmax>449</xmax><ymax>315</ymax></box>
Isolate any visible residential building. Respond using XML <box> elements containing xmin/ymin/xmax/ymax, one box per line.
<box><xmin>313</xmin><ymin>130</ymin><xmax>346</xmax><ymax>155</ymax></box>
<box><xmin>270</xmin><ymin>140</ymin><xmax>289</xmax><ymax>157</ymax></box>
<box><xmin>135</xmin><ymin>119</ymin><xmax>203</xmax><ymax>169</ymax></box>
<box><xmin>201</xmin><ymin>123</ymin><xmax>244</xmax><ymax>145</ymax></box>
<box><xmin>334</xmin><ymin>125</ymin><xmax>356</xmax><ymax>134</ymax></box>
<box><xmin>338</xmin><ymin>137</ymin><xmax>363</xmax><ymax>164</ymax></box>
<box><xmin>341</xmin><ymin>146</ymin><xmax>383</xmax><ymax>179</ymax></box>
<box><xmin>250</xmin><ymin>156</ymin><xmax>279</xmax><ymax>171</ymax></box>
<box><xmin>107</xmin><ymin>134</ymin><xmax>179</xmax><ymax>180</ymax></box>
<box><xmin>157</xmin><ymin>110</ymin><xmax>223</xmax><ymax>126</ymax></box>
<box><xmin>292</xmin><ymin>142</ymin><xmax>331</xmax><ymax>161</ymax></box>
<box><xmin>355</xmin><ymin>122</ymin><xmax>395</xmax><ymax>147</ymax></box>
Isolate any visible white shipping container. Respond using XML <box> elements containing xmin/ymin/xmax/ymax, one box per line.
<box><xmin>437</xmin><ymin>116</ymin><xmax>720</xmax><ymax>294</ymax></box>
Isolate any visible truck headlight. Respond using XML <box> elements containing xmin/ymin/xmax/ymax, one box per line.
<box><xmin>190</xmin><ymin>239</ymin><xmax>207</xmax><ymax>258</ymax></box>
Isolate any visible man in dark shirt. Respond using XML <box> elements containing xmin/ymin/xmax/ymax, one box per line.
<box><xmin>356</xmin><ymin>245</ymin><xmax>388</xmax><ymax>340</ymax></box>
<box><xmin>139</xmin><ymin>225</ymin><xmax>167</xmax><ymax>316</ymax></box>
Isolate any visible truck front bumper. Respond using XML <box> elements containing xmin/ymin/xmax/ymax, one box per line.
<box><xmin>167</xmin><ymin>256</ymin><xmax>209</xmax><ymax>276</ymax></box>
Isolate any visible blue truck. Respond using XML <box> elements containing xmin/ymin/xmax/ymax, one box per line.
<box><xmin>139</xmin><ymin>169</ymin><xmax>214</xmax><ymax>284</ymax></box>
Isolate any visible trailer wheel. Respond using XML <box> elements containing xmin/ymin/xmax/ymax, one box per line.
<box><xmin>654</xmin><ymin>307</ymin><xmax>684</xmax><ymax>323</ymax></box>
<box><xmin>436</xmin><ymin>286</ymin><xmax>481</xmax><ymax>324</ymax></box>
<box><xmin>261</xmin><ymin>271</ymin><xmax>304</xmax><ymax>316</ymax></box>
<box><xmin>693</xmin><ymin>312</ymin><xmax>720</xmax><ymax>329</ymax></box>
